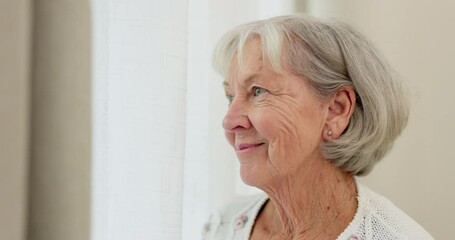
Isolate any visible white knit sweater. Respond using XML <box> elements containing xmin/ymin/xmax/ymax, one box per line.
<box><xmin>202</xmin><ymin>181</ymin><xmax>433</xmax><ymax>240</ymax></box>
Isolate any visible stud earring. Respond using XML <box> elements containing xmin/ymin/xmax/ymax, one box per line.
<box><xmin>327</xmin><ymin>130</ymin><xmax>333</xmax><ymax>137</ymax></box>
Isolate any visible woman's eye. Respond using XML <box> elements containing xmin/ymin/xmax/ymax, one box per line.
<box><xmin>252</xmin><ymin>86</ymin><xmax>267</xmax><ymax>97</ymax></box>
<box><xmin>226</xmin><ymin>95</ymin><xmax>234</xmax><ymax>104</ymax></box>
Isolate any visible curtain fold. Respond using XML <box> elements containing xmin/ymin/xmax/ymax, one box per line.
<box><xmin>0</xmin><ymin>1</ymin><xmax>31</xmax><ymax>240</ymax></box>
<box><xmin>28</xmin><ymin>1</ymin><xmax>92</xmax><ymax>240</ymax></box>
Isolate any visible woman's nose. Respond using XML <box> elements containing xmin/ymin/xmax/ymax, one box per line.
<box><xmin>222</xmin><ymin>98</ymin><xmax>251</xmax><ymax>132</ymax></box>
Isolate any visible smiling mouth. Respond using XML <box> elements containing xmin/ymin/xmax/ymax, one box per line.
<box><xmin>236</xmin><ymin>143</ymin><xmax>265</xmax><ymax>151</ymax></box>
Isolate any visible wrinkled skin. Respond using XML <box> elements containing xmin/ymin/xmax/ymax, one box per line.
<box><xmin>222</xmin><ymin>40</ymin><xmax>328</xmax><ymax>188</ymax></box>
<box><xmin>222</xmin><ymin>39</ymin><xmax>357</xmax><ymax>239</ymax></box>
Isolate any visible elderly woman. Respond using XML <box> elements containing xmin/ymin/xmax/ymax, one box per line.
<box><xmin>203</xmin><ymin>15</ymin><xmax>433</xmax><ymax>240</ymax></box>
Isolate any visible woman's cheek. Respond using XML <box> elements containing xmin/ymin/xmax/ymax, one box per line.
<box><xmin>259</xmin><ymin>105</ymin><xmax>303</xmax><ymax>142</ymax></box>
<box><xmin>251</xmin><ymin>112</ymin><xmax>283</xmax><ymax>162</ymax></box>
<box><xmin>249</xmin><ymin>110</ymin><xmax>276</xmax><ymax>140</ymax></box>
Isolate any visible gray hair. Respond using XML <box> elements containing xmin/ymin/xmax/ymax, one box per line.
<box><xmin>213</xmin><ymin>14</ymin><xmax>409</xmax><ymax>176</ymax></box>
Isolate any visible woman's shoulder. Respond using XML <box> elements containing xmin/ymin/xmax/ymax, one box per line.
<box><xmin>340</xmin><ymin>182</ymin><xmax>434</xmax><ymax>240</ymax></box>
<box><xmin>202</xmin><ymin>192</ymin><xmax>268</xmax><ymax>240</ymax></box>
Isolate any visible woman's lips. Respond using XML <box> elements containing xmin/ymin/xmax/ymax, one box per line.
<box><xmin>236</xmin><ymin>143</ymin><xmax>264</xmax><ymax>151</ymax></box>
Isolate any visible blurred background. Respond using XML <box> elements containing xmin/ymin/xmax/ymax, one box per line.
<box><xmin>1</xmin><ymin>0</ymin><xmax>454</xmax><ymax>239</ymax></box>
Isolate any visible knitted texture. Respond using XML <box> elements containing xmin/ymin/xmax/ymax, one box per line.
<box><xmin>202</xmin><ymin>181</ymin><xmax>433</xmax><ymax>240</ymax></box>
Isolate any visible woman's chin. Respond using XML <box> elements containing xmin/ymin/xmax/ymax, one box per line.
<box><xmin>239</xmin><ymin>164</ymin><xmax>269</xmax><ymax>188</ymax></box>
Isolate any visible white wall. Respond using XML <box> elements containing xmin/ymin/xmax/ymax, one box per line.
<box><xmin>304</xmin><ymin>1</ymin><xmax>455</xmax><ymax>239</ymax></box>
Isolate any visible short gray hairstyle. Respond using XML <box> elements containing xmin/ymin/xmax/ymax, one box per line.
<box><xmin>213</xmin><ymin>14</ymin><xmax>409</xmax><ymax>176</ymax></box>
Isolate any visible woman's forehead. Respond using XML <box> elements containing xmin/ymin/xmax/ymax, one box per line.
<box><xmin>225</xmin><ymin>45</ymin><xmax>266</xmax><ymax>84</ymax></box>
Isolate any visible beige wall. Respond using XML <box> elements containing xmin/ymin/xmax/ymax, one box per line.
<box><xmin>0</xmin><ymin>0</ymin><xmax>31</xmax><ymax>240</ymax></box>
<box><xmin>28</xmin><ymin>1</ymin><xmax>92</xmax><ymax>240</ymax></box>
<box><xmin>303</xmin><ymin>1</ymin><xmax>455</xmax><ymax>239</ymax></box>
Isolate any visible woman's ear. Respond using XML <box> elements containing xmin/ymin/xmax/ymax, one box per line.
<box><xmin>323</xmin><ymin>86</ymin><xmax>356</xmax><ymax>140</ymax></box>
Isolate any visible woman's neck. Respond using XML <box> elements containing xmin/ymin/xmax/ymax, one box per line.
<box><xmin>258</xmin><ymin>159</ymin><xmax>357</xmax><ymax>239</ymax></box>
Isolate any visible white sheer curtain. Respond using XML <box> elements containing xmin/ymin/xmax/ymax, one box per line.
<box><xmin>91</xmin><ymin>0</ymin><xmax>296</xmax><ymax>239</ymax></box>
<box><xmin>92</xmin><ymin>0</ymin><xmax>188</xmax><ymax>239</ymax></box>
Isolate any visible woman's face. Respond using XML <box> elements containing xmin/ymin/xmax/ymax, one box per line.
<box><xmin>222</xmin><ymin>41</ymin><xmax>330</xmax><ymax>187</ymax></box>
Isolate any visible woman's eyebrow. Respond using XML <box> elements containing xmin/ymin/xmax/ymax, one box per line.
<box><xmin>222</xmin><ymin>74</ymin><xmax>259</xmax><ymax>89</ymax></box>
